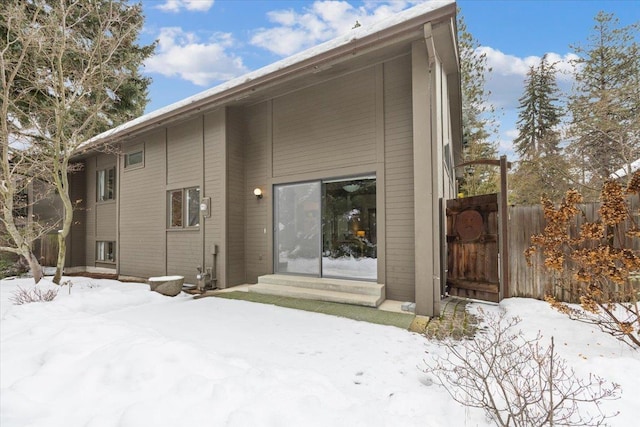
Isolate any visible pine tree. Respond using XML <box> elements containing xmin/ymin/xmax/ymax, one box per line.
<box><xmin>567</xmin><ymin>12</ymin><xmax>640</xmax><ymax>194</ymax></box>
<box><xmin>511</xmin><ymin>56</ymin><xmax>569</xmax><ymax>204</ymax></box>
<box><xmin>514</xmin><ymin>55</ymin><xmax>562</xmax><ymax>160</ymax></box>
<box><xmin>457</xmin><ymin>12</ymin><xmax>499</xmax><ymax>197</ymax></box>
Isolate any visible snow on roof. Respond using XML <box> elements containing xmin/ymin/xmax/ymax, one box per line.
<box><xmin>80</xmin><ymin>0</ymin><xmax>455</xmax><ymax>150</ymax></box>
<box><xmin>610</xmin><ymin>158</ymin><xmax>640</xmax><ymax>180</ymax></box>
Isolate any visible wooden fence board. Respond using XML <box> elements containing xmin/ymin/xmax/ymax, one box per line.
<box><xmin>507</xmin><ymin>195</ymin><xmax>639</xmax><ymax>301</ymax></box>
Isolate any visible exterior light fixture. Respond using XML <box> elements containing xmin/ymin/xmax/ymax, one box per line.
<box><xmin>253</xmin><ymin>188</ymin><xmax>263</xmax><ymax>199</ymax></box>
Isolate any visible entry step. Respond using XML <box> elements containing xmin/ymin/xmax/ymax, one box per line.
<box><xmin>251</xmin><ymin>274</ymin><xmax>385</xmax><ymax>307</ymax></box>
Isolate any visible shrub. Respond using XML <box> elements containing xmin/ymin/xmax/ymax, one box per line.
<box><xmin>423</xmin><ymin>309</ymin><xmax>620</xmax><ymax>427</ymax></box>
<box><xmin>526</xmin><ymin>172</ymin><xmax>640</xmax><ymax>348</ymax></box>
<box><xmin>10</xmin><ymin>285</ymin><xmax>59</xmax><ymax>305</ymax></box>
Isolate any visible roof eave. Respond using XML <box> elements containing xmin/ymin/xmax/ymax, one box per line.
<box><xmin>78</xmin><ymin>2</ymin><xmax>457</xmax><ymax>154</ymax></box>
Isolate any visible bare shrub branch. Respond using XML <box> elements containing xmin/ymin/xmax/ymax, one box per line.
<box><xmin>424</xmin><ymin>309</ymin><xmax>620</xmax><ymax>427</ymax></box>
<box><xmin>9</xmin><ymin>285</ymin><xmax>58</xmax><ymax>305</ymax></box>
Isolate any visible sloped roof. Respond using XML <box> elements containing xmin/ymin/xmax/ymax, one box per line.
<box><xmin>79</xmin><ymin>0</ymin><xmax>456</xmax><ymax>151</ymax></box>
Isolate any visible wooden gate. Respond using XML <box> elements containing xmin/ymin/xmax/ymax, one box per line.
<box><xmin>446</xmin><ymin>194</ymin><xmax>500</xmax><ymax>302</ymax></box>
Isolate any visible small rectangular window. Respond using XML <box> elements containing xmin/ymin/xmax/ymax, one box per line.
<box><xmin>124</xmin><ymin>150</ymin><xmax>144</xmax><ymax>169</ymax></box>
<box><xmin>97</xmin><ymin>168</ymin><xmax>115</xmax><ymax>201</ymax></box>
<box><xmin>96</xmin><ymin>241</ymin><xmax>115</xmax><ymax>262</ymax></box>
<box><xmin>167</xmin><ymin>187</ymin><xmax>200</xmax><ymax>229</ymax></box>
<box><xmin>169</xmin><ymin>190</ymin><xmax>183</xmax><ymax>228</ymax></box>
<box><xmin>187</xmin><ymin>187</ymin><xmax>200</xmax><ymax>227</ymax></box>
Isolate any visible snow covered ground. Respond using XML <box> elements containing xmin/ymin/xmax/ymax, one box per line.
<box><xmin>1</xmin><ymin>276</ymin><xmax>638</xmax><ymax>427</ymax></box>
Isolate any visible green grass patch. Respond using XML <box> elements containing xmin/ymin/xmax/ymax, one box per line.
<box><xmin>214</xmin><ymin>291</ymin><xmax>415</xmax><ymax>329</ymax></box>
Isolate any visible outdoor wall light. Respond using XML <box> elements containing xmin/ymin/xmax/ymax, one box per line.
<box><xmin>253</xmin><ymin>188</ymin><xmax>263</xmax><ymax>199</ymax></box>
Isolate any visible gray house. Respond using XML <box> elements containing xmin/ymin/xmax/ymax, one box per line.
<box><xmin>66</xmin><ymin>1</ymin><xmax>462</xmax><ymax>316</ymax></box>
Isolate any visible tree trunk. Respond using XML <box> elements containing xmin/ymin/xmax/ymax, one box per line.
<box><xmin>53</xmin><ymin>232</ymin><xmax>66</xmax><ymax>284</ymax></box>
<box><xmin>53</xmin><ymin>159</ymin><xmax>73</xmax><ymax>285</ymax></box>
<box><xmin>25</xmin><ymin>251</ymin><xmax>44</xmax><ymax>284</ymax></box>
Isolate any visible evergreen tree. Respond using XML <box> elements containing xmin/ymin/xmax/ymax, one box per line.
<box><xmin>511</xmin><ymin>55</ymin><xmax>569</xmax><ymax>204</ymax></box>
<box><xmin>567</xmin><ymin>12</ymin><xmax>640</xmax><ymax>195</ymax></box>
<box><xmin>514</xmin><ymin>55</ymin><xmax>562</xmax><ymax>160</ymax></box>
<box><xmin>1</xmin><ymin>0</ymin><xmax>155</xmax><ymax>282</ymax></box>
<box><xmin>457</xmin><ymin>12</ymin><xmax>499</xmax><ymax>197</ymax></box>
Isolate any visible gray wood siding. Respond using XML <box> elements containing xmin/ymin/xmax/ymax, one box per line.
<box><xmin>95</xmin><ymin>202</ymin><xmax>116</xmax><ymax>239</ymax></box>
<box><xmin>167</xmin><ymin>117</ymin><xmax>201</xmax><ymax>187</ymax></box>
<box><xmin>226</xmin><ymin>107</ymin><xmax>246</xmax><ymax>286</ymax></box>
<box><xmin>83</xmin><ymin>153</ymin><xmax>117</xmax><ymax>266</ymax></box>
<box><xmin>203</xmin><ymin>110</ymin><xmax>226</xmax><ymax>286</ymax></box>
<box><xmin>119</xmin><ymin>132</ymin><xmax>166</xmax><ymax>278</ymax></box>
<box><xmin>84</xmin><ymin>158</ymin><xmax>96</xmax><ymax>264</ymax></box>
<box><xmin>244</xmin><ymin>102</ymin><xmax>269</xmax><ymax>283</ymax></box>
<box><xmin>384</xmin><ymin>55</ymin><xmax>415</xmax><ymax>302</ymax></box>
<box><xmin>272</xmin><ymin>68</ymin><xmax>377</xmax><ymax>178</ymax></box>
<box><xmin>167</xmin><ymin>231</ymin><xmax>201</xmax><ymax>281</ymax></box>
<box><xmin>165</xmin><ymin>117</ymin><xmax>203</xmax><ymax>284</ymax></box>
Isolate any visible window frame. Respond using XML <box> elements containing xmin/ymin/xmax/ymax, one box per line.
<box><xmin>167</xmin><ymin>186</ymin><xmax>200</xmax><ymax>229</ymax></box>
<box><xmin>96</xmin><ymin>241</ymin><xmax>116</xmax><ymax>263</ymax></box>
<box><xmin>124</xmin><ymin>149</ymin><xmax>144</xmax><ymax>170</ymax></box>
<box><xmin>96</xmin><ymin>167</ymin><xmax>116</xmax><ymax>202</ymax></box>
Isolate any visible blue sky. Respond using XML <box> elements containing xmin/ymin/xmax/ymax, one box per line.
<box><xmin>138</xmin><ymin>0</ymin><xmax>639</xmax><ymax>159</ymax></box>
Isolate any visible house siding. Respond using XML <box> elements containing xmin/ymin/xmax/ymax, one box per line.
<box><xmin>243</xmin><ymin>102</ymin><xmax>269</xmax><ymax>283</ymax></box>
<box><xmin>167</xmin><ymin>118</ymin><xmax>201</xmax><ymax>187</ymax></box>
<box><xmin>203</xmin><ymin>109</ymin><xmax>226</xmax><ymax>287</ymax></box>
<box><xmin>226</xmin><ymin>107</ymin><xmax>246</xmax><ymax>286</ymax></box>
<box><xmin>166</xmin><ymin>231</ymin><xmax>201</xmax><ymax>281</ymax></box>
<box><xmin>119</xmin><ymin>134</ymin><xmax>166</xmax><ymax>279</ymax></box>
<box><xmin>272</xmin><ymin>67</ymin><xmax>377</xmax><ymax>178</ymax></box>
<box><xmin>384</xmin><ymin>55</ymin><xmax>415</xmax><ymax>302</ymax></box>
<box><xmin>165</xmin><ymin>117</ymin><xmax>203</xmax><ymax>283</ymax></box>
<box><xmin>84</xmin><ymin>153</ymin><xmax>117</xmax><ymax>267</ymax></box>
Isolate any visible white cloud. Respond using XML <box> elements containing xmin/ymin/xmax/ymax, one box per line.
<box><xmin>479</xmin><ymin>46</ymin><xmax>578</xmax><ymax>110</ymax></box>
<box><xmin>157</xmin><ymin>0</ymin><xmax>215</xmax><ymax>13</ymax></box>
<box><xmin>144</xmin><ymin>27</ymin><xmax>248</xmax><ymax>86</ymax></box>
<box><xmin>250</xmin><ymin>0</ymin><xmax>423</xmax><ymax>56</ymax></box>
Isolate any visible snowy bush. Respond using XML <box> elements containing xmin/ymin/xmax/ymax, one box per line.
<box><xmin>10</xmin><ymin>285</ymin><xmax>59</xmax><ymax>305</ymax></box>
<box><xmin>423</xmin><ymin>309</ymin><xmax>620</xmax><ymax>427</ymax></box>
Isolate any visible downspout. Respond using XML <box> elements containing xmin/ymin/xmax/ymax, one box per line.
<box><xmin>424</xmin><ymin>23</ymin><xmax>442</xmax><ymax>316</ymax></box>
<box><xmin>201</xmin><ymin>115</ymin><xmax>206</xmax><ymax>277</ymax></box>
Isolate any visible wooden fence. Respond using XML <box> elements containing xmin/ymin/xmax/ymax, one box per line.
<box><xmin>507</xmin><ymin>195</ymin><xmax>639</xmax><ymax>301</ymax></box>
<box><xmin>33</xmin><ymin>233</ymin><xmax>59</xmax><ymax>267</ymax></box>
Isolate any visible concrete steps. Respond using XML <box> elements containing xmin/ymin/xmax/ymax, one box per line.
<box><xmin>250</xmin><ymin>274</ymin><xmax>385</xmax><ymax>307</ymax></box>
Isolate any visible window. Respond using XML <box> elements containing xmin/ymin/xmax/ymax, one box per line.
<box><xmin>124</xmin><ymin>150</ymin><xmax>144</xmax><ymax>169</ymax></box>
<box><xmin>168</xmin><ymin>187</ymin><xmax>200</xmax><ymax>228</ymax></box>
<box><xmin>96</xmin><ymin>241</ymin><xmax>115</xmax><ymax>263</ymax></box>
<box><xmin>97</xmin><ymin>167</ymin><xmax>115</xmax><ymax>201</ymax></box>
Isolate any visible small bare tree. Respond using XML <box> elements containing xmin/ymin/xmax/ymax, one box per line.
<box><xmin>424</xmin><ymin>309</ymin><xmax>620</xmax><ymax>427</ymax></box>
<box><xmin>1</xmin><ymin>0</ymin><xmax>155</xmax><ymax>283</ymax></box>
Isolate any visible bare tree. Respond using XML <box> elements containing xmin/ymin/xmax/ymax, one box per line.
<box><xmin>1</xmin><ymin>0</ymin><xmax>155</xmax><ymax>283</ymax></box>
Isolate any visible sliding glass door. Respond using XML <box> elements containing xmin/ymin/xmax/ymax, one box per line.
<box><xmin>274</xmin><ymin>182</ymin><xmax>321</xmax><ymax>275</ymax></box>
<box><xmin>322</xmin><ymin>177</ymin><xmax>376</xmax><ymax>280</ymax></box>
<box><xmin>275</xmin><ymin>177</ymin><xmax>377</xmax><ymax>280</ymax></box>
